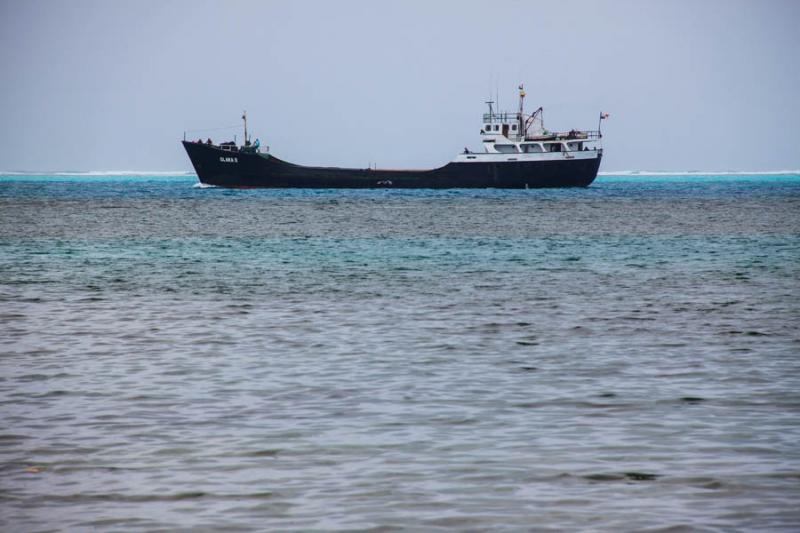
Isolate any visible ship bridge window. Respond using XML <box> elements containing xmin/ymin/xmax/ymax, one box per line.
<box><xmin>523</xmin><ymin>143</ymin><xmax>543</xmax><ymax>153</ymax></box>
<box><xmin>546</xmin><ymin>143</ymin><xmax>562</xmax><ymax>152</ymax></box>
<box><xmin>511</xmin><ymin>124</ymin><xmax>517</xmax><ymax>131</ymax></box>
<box><xmin>484</xmin><ymin>124</ymin><xmax>491</xmax><ymax>131</ymax></box>
<box><xmin>495</xmin><ymin>144</ymin><xmax>519</xmax><ymax>154</ymax></box>
<box><xmin>494</xmin><ymin>124</ymin><xmax>500</xmax><ymax>131</ymax></box>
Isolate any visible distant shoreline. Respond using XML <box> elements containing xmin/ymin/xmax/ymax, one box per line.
<box><xmin>599</xmin><ymin>170</ymin><xmax>800</xmax><ymax>176</ymax></box>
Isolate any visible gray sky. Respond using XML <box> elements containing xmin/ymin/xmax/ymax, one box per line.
<box><xmin>1</xmin><ymin>0</ymin><xmax>798</xmax><ymax>172</ymax></box>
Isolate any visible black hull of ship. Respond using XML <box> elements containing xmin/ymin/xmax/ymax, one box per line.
<box><xmin>182</xmin><ymin>141</ymin><xmax>601</xmax><ymax>189</ymax></box>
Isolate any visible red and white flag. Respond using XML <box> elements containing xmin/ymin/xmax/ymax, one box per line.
<box><xmin>600</xmin><ymin>112</ymin><xmax>610</xmax><ymax>119</ymax></box>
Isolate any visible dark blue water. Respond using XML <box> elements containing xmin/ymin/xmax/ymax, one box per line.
<box><xmin>1</xmin><ymin>173</ymin><xmax>799</xmax><ymax>531</ymax></box>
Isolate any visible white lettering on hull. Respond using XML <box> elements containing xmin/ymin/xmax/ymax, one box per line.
<box><xmin>220</xmin><ymin>156</ymin><xmax>238</xmax><ymax>163</ymax></box>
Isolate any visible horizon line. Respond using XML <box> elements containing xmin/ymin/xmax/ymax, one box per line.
<box><xmin>2</xmin><ymin>169</ymin><xmax>799</xmax><ymax>177</ymax></box>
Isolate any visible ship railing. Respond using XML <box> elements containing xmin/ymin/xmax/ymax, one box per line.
<box><xmin>483</xmin><ymin>112</ymin><xmax>522</xmax><ymax>123</ymax></box>
<box><xmin>523</xmin><ymin>130</ymin><xmax>602</xmax><ymax>141</ymax></box>
<box><xmin>186</xmin><ymin>138</ymin><xmax>265</xmax><ymax>152</ymax></box>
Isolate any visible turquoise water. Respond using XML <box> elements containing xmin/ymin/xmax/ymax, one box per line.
<box><xmin>1</xmin><ymin>173</ymin><xmax>799</xmax><ymax>531</ymax></box>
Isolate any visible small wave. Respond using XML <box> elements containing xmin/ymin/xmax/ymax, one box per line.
<box><xmin>583</xmin><ymin>472</ymin><xmax>661</xmax><ymax>482</ymax></box>
<box><xmin>193</xmin><ymin>182</ymin><xmax>217</xmax><ymax>188</ymax></box>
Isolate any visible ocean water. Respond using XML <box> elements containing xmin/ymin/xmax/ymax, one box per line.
<box><xmin>1</xmin><ymin>173</ymin><xmax>799</xmax><ymax>532</ymax></box>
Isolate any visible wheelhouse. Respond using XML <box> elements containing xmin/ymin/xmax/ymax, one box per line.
<box><xmin>480</xmin><ymin>85</ymin><xmax>602</xmax><ymax>155</ymax></box>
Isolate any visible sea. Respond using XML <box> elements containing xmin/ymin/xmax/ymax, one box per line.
<box><xmin>1</xmin><ymin>172</ymin><xmax>799</xmax><ymax>532</ymax></box>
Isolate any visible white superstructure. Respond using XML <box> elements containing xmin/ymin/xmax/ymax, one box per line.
<box><xmin>452</xmin><ymin>85</ymin><xmax>604</xmax><ymax>164</ymax></box>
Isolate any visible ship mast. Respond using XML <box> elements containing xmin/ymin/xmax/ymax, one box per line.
<box><xmin>242</xmin><ymin>111</ymin><xmax>248</xmax><ymax>144</ymax></box>
<box><xmin>517</xmin><ymin>84</ymin><xmax>525</xmax><ymax>139</ymax></box>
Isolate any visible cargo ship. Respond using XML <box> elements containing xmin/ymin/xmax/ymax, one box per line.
<box><xmin>182</xmin><ymin>85</ymin><xmax>606</xmax><ymax>189</ymax></box>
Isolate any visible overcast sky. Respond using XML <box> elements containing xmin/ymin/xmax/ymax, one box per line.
<box><xmin>1</xmin><ymin>0</ymin><xmax>798</xmax><ymax>172</ymax></box>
